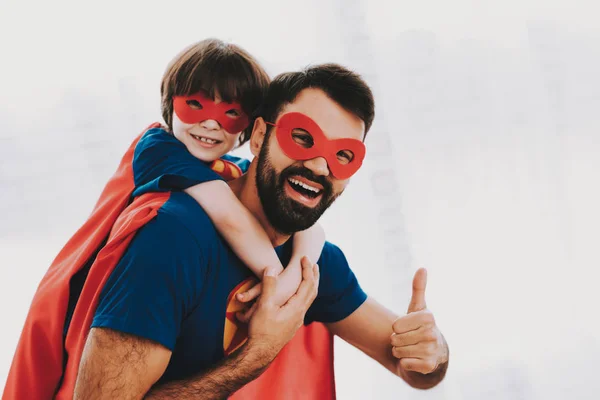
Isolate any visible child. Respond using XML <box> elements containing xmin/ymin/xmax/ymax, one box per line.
<box><xmin>133</xmin><ymin>38</ymin><xmax>325</xmax><ymax>306</ymax></box>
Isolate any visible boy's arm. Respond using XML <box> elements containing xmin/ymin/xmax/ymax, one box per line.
<box><xmin>272</xmin><ymin>223</ymin><xmax>326</xmax><ymax>304</ymax></box>
<box><xmin>290</xmin><ymin>223</ymin><xmax>326</xmax><ymax>266</ymax></box>
<box><xmin>236</xmin><ymin>223</ymin><xmax>326</xmax><ymax>311</ymax></box>
<box><xmin>185</xmin><ymin>181</ymin><xmax>285</xmax><ymax>277</ymax></box>
<box><xmin>133</xmin><ymin>129</ymin><xmax>287</xmax><ymax>296</ymax></box>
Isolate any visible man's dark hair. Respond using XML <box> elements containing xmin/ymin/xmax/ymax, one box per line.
<box><xmin>261</xmin><ymin>63</ymin><xmax>375</xmax><ymax>139</ymax></box>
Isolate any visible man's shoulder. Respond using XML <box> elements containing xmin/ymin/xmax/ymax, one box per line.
<box><xmin>305</xmin><ymin>240</ymin><xmax>367</xmax><ymax>324</ymax></box>
<box><xmin>314</xmin><ymin>241</ymin><xmax>354</xmax><ymax>281</ymax></box>
<box><xmin>156</xmin><ymin>192</ymin><xmax>220</xmax><ymax>243</ymax></box>
<box><xmin>318</xmin><ymin>241</ymin><xmax>347</xmax><ymax>266</ymax></box>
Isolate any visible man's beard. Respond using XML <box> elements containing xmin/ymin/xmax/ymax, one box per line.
<box><xmin>256</xmin><ymin>140</ymin><xmax>341</xmax><ymax>235</ymax></box>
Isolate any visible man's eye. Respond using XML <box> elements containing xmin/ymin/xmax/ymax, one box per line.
<box><xmin>336</xmin><ymin>150</ymin><xmax>354</xmax><ymax>165</ymax></box>
<box><xmin>186</xmin><ymin>100</ymin><xmax>203</xmax><ymax>110</ymax></box>
<box><xmin>292</xmin><ymin>132</ymin><xmax>314</xmax><ymax>148</ymax></box>
<box><xmin>225</xmin><ymin>109</ymin><xmax>241</xmax><ymax>118</ymax></box>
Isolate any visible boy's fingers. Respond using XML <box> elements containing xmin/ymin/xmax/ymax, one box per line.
<box><xmin>236</xmin><ymin>302</ymin><xmax>258</xmax><ymax>324</ymax></box>
<box><xmin>237</xmin><ymin>283</ymin><xmax>262</xmax><ymax>303</ymax></box>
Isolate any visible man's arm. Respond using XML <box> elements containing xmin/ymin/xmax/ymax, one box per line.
<box><xmin>73</xmin><ymin>327</ymin><xmax>271</xmax><ymax>400</ymax></box>
<box><xmin>326</xmin><ymin>269</ymin><xmax>449</xmax><ymax>390</ymax></box>
<box><xmin>74</xmin><ymin>258</ymin><xmax>320</xmax><ymax>399</ymax></box>
<box><xmin>74</xmin><ymin>328</ymin><xmax>171</xmax><ymax>399</ymax></box>
<box><xmin>145</xmin><ymin>342</ymin><xmax>271</xmax><ymax>399</ymax></box>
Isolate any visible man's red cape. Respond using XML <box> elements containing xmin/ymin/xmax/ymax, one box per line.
<box><xmin>3</xmin><ymin>123</ymin><xmax>336</xmax><ymax>399</ymax></box>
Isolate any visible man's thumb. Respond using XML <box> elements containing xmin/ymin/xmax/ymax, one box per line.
<box><xmin>407</xmin><ymin>268</ymin><xmax>427</xmax><ymax>313</ymax></box>
<box><xmin>261</xmin><ymin>267</ymin><xmax>278</xmax><ymax>301</ymax></box>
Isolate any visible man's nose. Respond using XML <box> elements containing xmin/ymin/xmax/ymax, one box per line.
<box><xmin>200</xmin><ymin>119</ymin><xmax>221</xmax><ymax>131</ymax></box>
<box><xmin>303</xmin><ymin>157</ymin><xmax>330</xmax><ymax>177</ymax></box>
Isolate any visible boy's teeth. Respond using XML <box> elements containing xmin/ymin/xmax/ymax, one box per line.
<box><xmin>192</xmin><ymin>134</ymin><xmax>218</xmax><ymax>144</ymax></box>
<box><xmin>288</xmin><ymin>178</ymin><xmax>321</xmax><ymax>193</ymax></box>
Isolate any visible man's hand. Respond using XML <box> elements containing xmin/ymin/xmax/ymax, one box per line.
<box><xmin>145</xmin><ymin>257</ymin><xmax>319</xmax><ymax>399</ymax></box>
<box><xmin>391</xmin><ymin>268</ymin><xmax>449</xmax><ymax>376</ymax></box>
<box><xmin>236</xmin><ymin>254</ymin><xmax>305</xmax><ymax>310</ymax></box>
<box><xmin>245</xmin><ymin>256</ymin><xmax>320</xmax><ymax>362</ymax></box>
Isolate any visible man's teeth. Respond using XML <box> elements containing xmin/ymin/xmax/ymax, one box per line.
<box><xmin>288</xmin><ymin>178</ymin><xmax>321</xmax><ymax>193</ymax></box>
<box><xmin>192</xmin><ymin>134</ymin><xmax>218</xmax><ymax>144</ymax></box>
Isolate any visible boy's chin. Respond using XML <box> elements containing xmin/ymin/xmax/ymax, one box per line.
<box><xmin>186</xmin><ymin>143</ymin><xmax>225</xmax><ymax>163</ymax></box>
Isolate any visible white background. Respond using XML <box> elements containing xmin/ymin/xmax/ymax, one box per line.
<box><xmin>1</xmin><ymin>0</ymin><xmax>599</xmax><ymax>399</ymax></box>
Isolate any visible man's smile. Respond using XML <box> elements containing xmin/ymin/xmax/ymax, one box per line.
<box><xmin>284</xmin><ymin>175</ymin><xmax>324</xmax><ymax>208</ymax></box>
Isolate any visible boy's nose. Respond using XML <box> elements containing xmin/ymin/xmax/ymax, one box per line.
<box><xmin>200</xmin><ymin>119</ymin><xmax>221</xmax><ymax>131</ymax></box>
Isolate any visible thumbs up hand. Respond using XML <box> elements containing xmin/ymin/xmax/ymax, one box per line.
<box><xmin>391</xmin><ymin>268</ymin><xmax>449</xmax><ymax>375</ymax></box>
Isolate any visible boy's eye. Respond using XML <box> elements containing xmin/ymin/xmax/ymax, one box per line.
<box><xmin>291</xmin><ymin>129</ymin><xmax>314</xmax><ymax>148</ymax></box>
<box><xmin>186</xmin><ymin>100</ymin><xmax>203</xmax><ymax>110</ymax></box>
<box><xmin>225</xmin><ymin>109</ymin><xmax>241</xmax><ymax>119</ymax></box>
<box><xmin>336</xmin><ymin>150</ymin><xmax>354</xmax><ymax>165</ymax></box>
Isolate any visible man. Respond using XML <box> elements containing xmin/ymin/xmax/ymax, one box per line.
<box><xmin>74</xmin><ymin>64</ymin><xmax>449</xmax><ymax>398</ymax></box>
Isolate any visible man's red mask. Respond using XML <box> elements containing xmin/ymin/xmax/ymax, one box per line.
<box><xmin>267</xmin><ymin>112</ymin><xmax>366</xmax><ymax>180</ymax></box>
<box><xmin>173</xmin><ymin>92</ymin><xmax>250</xmax><ymax>134</ymax></box>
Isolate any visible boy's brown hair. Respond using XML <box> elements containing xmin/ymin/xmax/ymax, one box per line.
<box><xmin>161</xmin><ymin>38</ymin><xmax>270</xmax><ymax>145</ymax></box>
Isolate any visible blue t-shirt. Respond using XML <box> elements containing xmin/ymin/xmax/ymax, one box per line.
<box><xmin>91</xmin><ymin>193</ymin><xmax>367</xmax><ymax>382</ymax></box>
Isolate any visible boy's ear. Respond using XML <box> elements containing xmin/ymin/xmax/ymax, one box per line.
<box><xmin>249</xmin><ymin>117</ymin><xmax>267</xmax><ymax>157</ymax></box>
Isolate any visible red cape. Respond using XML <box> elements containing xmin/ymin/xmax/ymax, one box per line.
<box><xmin>3</xmin><ymin>123</ymin><xmax>336</xmax><ymax>399</ymax></box>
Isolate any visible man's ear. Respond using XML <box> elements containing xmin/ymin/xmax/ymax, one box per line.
<box><xmin>249</xmin><ymin>117</ymin><xmax>267</xmax><ymax>157</ymax></box>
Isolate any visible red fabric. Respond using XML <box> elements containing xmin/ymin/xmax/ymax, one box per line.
<box><xmin>267</xmin><ymin>112</ymin><xmax>365</xmax><ymax>179</ymax></box>
<box><xmin>2</xmin><ymin>122</ymin><xmax>336</xmax><ymax>399</ymax></box>
<box><xmin>173</xmin><ymin>92</ymin><xmax>249</xmax><ymax>134</ymax></box>
<box><xmin>3</xmin><ymin>122</ymin><xmax>160</xmax><ymax>400</ymax></box>
<box><xmin>230</xmin><ymin>323</ymin><xmax>335</xmax><ymax>400</ymax></box>
<box><xmin>55</xmin><ymin>191</ymin><xmax>171</xmax><ymax>399</ymax></box>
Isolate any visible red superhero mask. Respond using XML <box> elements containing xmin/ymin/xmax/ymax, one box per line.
<box><xmin>173</xmin><ymin>92</ymin><xmax>250</xmax><ymax>134</ymax></box>
<box><xmin>266</xmin><ymin>112</ymin><xmax>366</xmax><ymax>180</ymax></box>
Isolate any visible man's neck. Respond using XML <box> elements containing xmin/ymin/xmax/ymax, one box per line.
<box><xmin>228</xmin><ymin>171</ymin><xmax>291</xmax><ymax>248</ymax></box>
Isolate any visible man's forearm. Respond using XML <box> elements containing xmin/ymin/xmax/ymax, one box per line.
<box><xmin>145</xmin><ymin>342</ymin><xmax>274</xmax><ymax>399</ymax></box>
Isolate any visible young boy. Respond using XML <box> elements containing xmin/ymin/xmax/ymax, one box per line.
<box><xmin>133</xmin><ymin>38</ymin><xmax>325</xmax><ymax>307</ymax></box>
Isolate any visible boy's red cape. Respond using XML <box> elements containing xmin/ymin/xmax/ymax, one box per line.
<box><xmin>3</xmin><ymin>123</ymin><xmax>336</xmax><ymax>399</ymax></box>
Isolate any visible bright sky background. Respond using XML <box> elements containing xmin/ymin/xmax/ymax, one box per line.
<box><xmin>1</xmin><ymin>1</ymin><xmax>599</xmax><ymax>398</ymax></box>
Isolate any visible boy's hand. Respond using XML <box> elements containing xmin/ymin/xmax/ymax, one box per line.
<box><xmin>235</xmin><ymin>283</ymin><xmax>262</xmax><ymax>323</ymax></box>
<box><xmin>236</xmin><ymin>257</ymin><xmax>312</xmax><ymax>323</ymax></box>
<box><xmin>236</xmin><ymin>282</ymin><xmax>262</xmax><ymax>304</ymax></box>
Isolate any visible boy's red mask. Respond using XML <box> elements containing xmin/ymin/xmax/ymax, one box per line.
<box><xmin>267</xmin><ymin>112</ymin><xmax>366</xmax><ymax>180</ymax></box>
<box><xmin>173</xmin><ymin>92</ymin><xmax>250</xmax><ymax>134</ymax></box>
